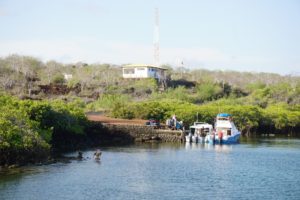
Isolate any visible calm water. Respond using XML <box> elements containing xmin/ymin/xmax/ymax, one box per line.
<box><xmin>1</xmin><ymin>137</ymin><xmax>300</xmax><ymax>200</ymax></box>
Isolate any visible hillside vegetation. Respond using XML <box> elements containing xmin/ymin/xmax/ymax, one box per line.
<box><xmin>0</xmin><ymin>54</ymin><xmax>300</xmax><ymax>136</ymax></box>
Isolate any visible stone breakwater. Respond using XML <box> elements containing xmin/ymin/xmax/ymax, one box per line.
<box><xmin>103</xmin><ymin>124</ymin><xmax>185</xmax><ymax>143</ymax></box>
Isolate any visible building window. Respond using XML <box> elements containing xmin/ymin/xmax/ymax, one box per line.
<box><xmin>137</xmin><ymin>67</ymin><xmax>145</xmax><ymax>71</ymax></box>
<box><xmin>123</xmin><ymin>68</ymin><xmax>134</xmax><ymax>74</ymax></box>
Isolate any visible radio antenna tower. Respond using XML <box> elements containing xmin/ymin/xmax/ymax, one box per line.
<box><xmin>154</xmin><ymin>7</ymin><xmax>160</xmax><ymax>67</ymax></box>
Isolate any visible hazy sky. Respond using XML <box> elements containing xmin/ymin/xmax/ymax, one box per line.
<box><xmin>0</xmin><ymin>0</ymin><xmax>299</xmax><ymax>75</ymax></box>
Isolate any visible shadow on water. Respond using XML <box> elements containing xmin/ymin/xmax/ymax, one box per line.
<box><xmin>0</xmin><ymin>155</ymin><xmax>97</xmax><ymax>185</ymax></box>
<box><xmin>240</xmin><ymin>134</ymin><xmax>300</xmax><ymax>149</ymax></box>
<box><xmin>100</xmin><ymin>142</ymin><xmax>183</xmax><ymax>153</ymax></box>
<box><xmin>0</xmin><ymin>165</ymin><xmax>52</xmax><ymax>183</ymax></box>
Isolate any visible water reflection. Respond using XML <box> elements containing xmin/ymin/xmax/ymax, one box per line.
<box><xmin>1</xmin><ymin>137</ymin><xmax>300</xmax><ymax>200</ymax></box>
<box><xmin>241</xmin><ymin>136</ymin><xmax>300</xmax><ymax>149</ymax></box>
<box><xmin>184</xmin><ymin>142</ymin><xmax>233</xmax><ymax>153</ymax></box>
<box><xmin>94</xmin><ymin>159</ymin><xmax>101</xmax><ymax>164</ymax></box>
<box><xmin>214</xmin><ymin>144</ymin><xmax>233</xmax><ymax>153</ymax></box>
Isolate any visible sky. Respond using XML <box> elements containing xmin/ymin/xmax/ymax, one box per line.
<box><xmin>0</xmin><ymin>0</ymin><xmax>300</xmax><ymax>75</ymax></box>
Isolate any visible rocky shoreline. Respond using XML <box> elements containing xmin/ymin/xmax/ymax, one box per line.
<box><xmin>103</xmin><ymin>123</ymin><xmax>184</xmax><ymax>143</ymax></box>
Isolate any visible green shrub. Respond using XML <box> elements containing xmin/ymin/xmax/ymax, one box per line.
<box><xmin>0</xmin><ymin>95</ymin><xmax>89</xmax><ymax>165</ymax></box>
<box><xmin>111</xmin><ymin>103</ymin><xmax>134</xmax><ymax>119</ymax></box>
<box><xmin>52</xmin><ymin>74</ymin><xmax>65</xmax><ymax>85</ymax></box>
<box><xmin>86</xmin><ymin>94</ymin><xmax>131</xmax><ymax>112</ymax></box>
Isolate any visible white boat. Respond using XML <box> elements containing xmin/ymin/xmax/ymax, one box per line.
<box><xmin>205</xmin><ymin>113</ymin><xmax>241</xmax><ymax>144</ymax></box>
<box><xmin>186</xmin><ymin>122</ymin><xmax>213</xmax><ymax>143</ymax></box>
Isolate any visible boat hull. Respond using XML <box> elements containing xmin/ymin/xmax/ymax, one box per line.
<box><xmin>206</xmin><ymin>132</ymin><xmax>241</xmax><ymax>144</ymax></box>
<box><xmin>186</xmin><ymin>135</ymin><xmax>207</xmax><ymax>143</ymax></box>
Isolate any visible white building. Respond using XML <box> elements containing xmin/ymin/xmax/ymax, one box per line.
<box><xmin>122</xmin><ymin>64</ymin><xmax>167</xmax><ymax>81</ymax></box>
<box><xmin>63</xmin><ymin>73</ymin><xmax>73</xmax><ymax>81</ymax></box>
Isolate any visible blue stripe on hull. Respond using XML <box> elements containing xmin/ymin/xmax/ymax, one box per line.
<box><xmin>207</xmin><ymin>133</ymin><xmax>241</xmax><ymax>144</ymax></box>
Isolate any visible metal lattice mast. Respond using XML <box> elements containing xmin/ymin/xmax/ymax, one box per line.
<box><xmin>154</xmin><ymin>7</ymin><xmax>159</xmax><ymax>67</ymax></box>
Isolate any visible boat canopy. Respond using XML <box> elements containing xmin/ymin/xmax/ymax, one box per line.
<box><xmin>190</xmin><ymin>122</ymin><xmax>213</xmax><ymax>129</ymax></box>
<box><xmin>190</xmin><ymin>124</ymin><xmax>213</xmax><ymax>129</ymax></box>
<box><xmin>217</xmin><ymin>113</ymin><xmax>231</xmax><ymax>117</ymax></box>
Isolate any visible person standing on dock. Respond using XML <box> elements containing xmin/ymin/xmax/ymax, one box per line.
<box><xmin>172</xmin><ymin>114</ymin><xmax>177</xmax><ymax>130</ymax></box>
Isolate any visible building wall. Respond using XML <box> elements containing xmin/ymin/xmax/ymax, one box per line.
<box><xmin>123</xmin><ymin>67</ymin><xmax>165</xmax><ymax>79</ymax></box>
<box><xmin>147</xmin><ymin>67</ymin><xmax>156</xmax><ymax>78</ymax></box>
<box><xmin>123</xmin><ymin>67</ymin><xmax>148</xmax><ymax>78</ymax></box>
<box><xmin>134</xmin><ymin>67</ymin><xmax>148</xmax><ymax>78</ymax></box>
<box><xmin>147</xmin><ymin>68</ymin><xmax>165</xmax><ymax>80</ymax></box>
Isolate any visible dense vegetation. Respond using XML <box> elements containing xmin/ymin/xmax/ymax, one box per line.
<box><xmin>0</xmin><ymin>95</ymin><xmax>109</xmax><ymax>166</ymax></box>
<box><xmin>109</xmin><ymin>99</ymin><xmax>300</xmax><ymax>135</ymax></box>
<box><xmin>0</xmin><ymin>54</ymin><xmax>300</xmax><ymax>166</ymax></box>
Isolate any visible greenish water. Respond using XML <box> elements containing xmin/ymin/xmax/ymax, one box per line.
<box><xmin>1</xmin><ymin>137</ymin><xmax>300</xmax><ymax>200</ymax></box>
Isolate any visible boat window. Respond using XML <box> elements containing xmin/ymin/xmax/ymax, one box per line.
<box><xmin>218</xmin><ymin>117</ymin><xmax>229</xmax><ymax>120</ymax></box>
<box><xmin>227</xmin><ymin>129</ymin><xmax>231</xmax><ymax>136</ymax></box>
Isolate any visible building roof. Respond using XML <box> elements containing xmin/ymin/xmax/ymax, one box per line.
<box><xmin>122</xmin><ymin>64</ymin><xmax>167</xmax><ymax>70</ymax></box>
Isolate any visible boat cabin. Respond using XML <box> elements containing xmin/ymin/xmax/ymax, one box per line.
<box><xmin>190</xmin><ymin>122</ymin><xmax>213</xmax><ymax>137</ymax></box>
<box><xmin>215</xmin><ymin>113</ymin><xmax>235</xmax><ymax>137</ymax></box>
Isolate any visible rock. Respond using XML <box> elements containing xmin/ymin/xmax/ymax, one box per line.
<box><xmin>151</xmin><ymin>136</ymin><xmax>160</xmax><ymax>140</ymax></box>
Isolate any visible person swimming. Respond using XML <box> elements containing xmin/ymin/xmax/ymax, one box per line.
<box><xmin>94</xmin><ymin>149</ymin><xmax>102</xmax><ymax>160</ymax></box>
<box><xmin>77</xmin><ymin>151</ymin><xmax>83</xmax><ymax>159</ymax></box>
